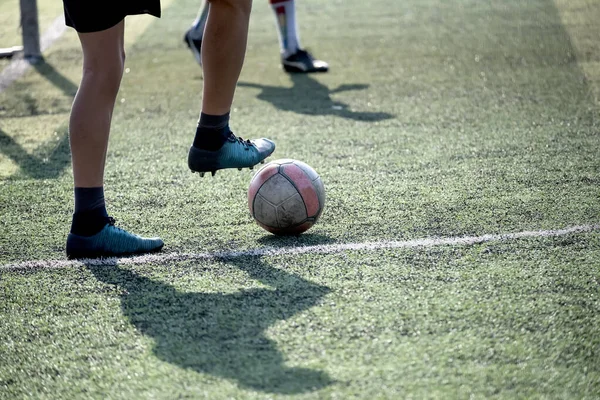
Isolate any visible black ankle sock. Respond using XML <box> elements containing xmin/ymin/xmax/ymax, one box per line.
<box><xmin>70</xmin><ymin>187</ymin><xmax>109</xmax><ymax>236</ymax></box>
<box><xmin>192</xmin><ymin>112</ymin><xmax>231</xmax><ymax>151</ymax></box>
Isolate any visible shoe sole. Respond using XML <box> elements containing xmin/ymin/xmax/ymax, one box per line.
<box><xmin>66</xmin><ymin>243</ymin><xmax>164</xmax><ymax>260</ymax></box>
<box><xmin>282</xmin><ymin>63</ymin><xmax>329</xmax><ymax>73</ymax></box>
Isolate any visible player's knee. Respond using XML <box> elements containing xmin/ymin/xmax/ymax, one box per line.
<box><xmin>81</xmin><ymin>58</ymin><xmax>124</xmax><ymax>98</ymax></box>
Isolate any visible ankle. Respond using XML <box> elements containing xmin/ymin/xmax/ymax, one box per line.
<box><xmin>70</xmin><ymin>208</ymin><xmax>109</xmax><ymax>236</ymax></box>
<box><xmin>192</xmin><ymin>112</ymin><xmax>231</xmax><ymax>151</ymax></box>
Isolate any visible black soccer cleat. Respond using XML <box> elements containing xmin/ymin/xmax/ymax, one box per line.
<box><xmin>282</xmin><ymin>49</ymin><xmax>329</xmax><ymax>73</ymax></box>
<box><xmin>183</xmin><ymin>29</ymin><xmax>203</xmax><ymax>66</ymax></box>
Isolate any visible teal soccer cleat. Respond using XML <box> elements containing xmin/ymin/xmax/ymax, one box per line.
<box><xmin>66</xmin><ymin>217</ymin><xmax>164</xmax><ymax>259</ymax></box>
<box><xmin>188</xmin><ymin>132</ymin><xmax>275</xmax><ymax>177</ymax></box>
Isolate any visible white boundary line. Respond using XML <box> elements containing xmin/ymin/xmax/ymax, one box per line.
<box><xmin>2</xmin><ymin>224</ymin><xmax>598</xmax><ymax>271</ymax></box>
<box><xmin>0</xmin><ymin>16</ymin><xmax>67</xmax><ymax>94</ymax></box>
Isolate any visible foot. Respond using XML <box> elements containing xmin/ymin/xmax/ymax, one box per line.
<box><xmin>282</xmin><ymin>49</ymin><xmax>329</xmax><ymax>73</ymax></box>
<box><xmin>188</xmin><ymin>132</ymin><xmax>275</xmax><ymax>177</ymax></box>
<box><xmin>183</xmin><ymin>29</ymin><xmax>203</xmax><ymax>66</ymax></box>
<box><xmin>66</xmin><ymin>217</ymin><xmax>164</xmax><ymax>259</ymax></box>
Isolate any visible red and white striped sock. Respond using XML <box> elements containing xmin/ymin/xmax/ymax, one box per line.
<box><xmin>269</xmin><ymin>0</ymin><xmax>300</xmax><ymax>58</ymax></box>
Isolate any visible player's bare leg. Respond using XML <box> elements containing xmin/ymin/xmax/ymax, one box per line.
<box><xmin>201</xmin><ymin>0</ymin><xmax>251</xmax><ymax>115</ymax></box>
<box><xmin>188</xmin><ymin>0</ymin><xmax>275</xmax><ymax>177</ymax></box>
<box><xmin>70</xmin><ymin>22</ymin><xmax>125</xmax><ymax>189</ymax></box>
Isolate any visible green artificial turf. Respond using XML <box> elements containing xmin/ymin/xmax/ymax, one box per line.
<box><xmin>1</xmin><ymin>0</ymin><xmax>599</xmax><ymax>398</ymax></box>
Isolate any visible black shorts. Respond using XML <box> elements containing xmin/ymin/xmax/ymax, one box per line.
<box><xmin>63</xmin><ymin>0</ymin><xmax>161</xmax><ymax>33</ymax></box>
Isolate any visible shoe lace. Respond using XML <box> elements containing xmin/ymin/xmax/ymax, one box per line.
<box><xmin>297</xmin><ymin>48</ymin><xmax>314</xmax><ymax>61</ymax></box>
<box><xmin>229</xmin><ymin>132</ymin><xmax>254</xmax><ymax>149</ymax></box>
<box><xmin>106</xmin><ymin>217</ymin><xmax>126</xmax><ymax>233</ymax></box>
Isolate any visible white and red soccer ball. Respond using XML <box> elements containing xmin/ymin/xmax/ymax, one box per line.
<box><xmin>248</xmin><ymin>159</ymin><xmax>325</xmax><ymax>235</ymax></box>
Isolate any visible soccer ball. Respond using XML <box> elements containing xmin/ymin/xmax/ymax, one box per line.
<box><xmin>248</xmin><ymin>159</ymin><xmax>325</xmax><ymax>235</ymax></box>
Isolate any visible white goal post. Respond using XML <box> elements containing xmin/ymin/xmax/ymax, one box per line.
<box><xmin>0</xmin><ymin>0</ymin><xmax>42</xmax><ymax>62</ymax></box>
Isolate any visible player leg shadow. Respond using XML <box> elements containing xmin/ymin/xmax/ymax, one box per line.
<box><xmin>0</xmin><ymin>126</ymin><xmax>71</xmax><ymax>180</ymax></box>
<box><xmin>86</xmin><ymin>256</ymin><xmax>334</xmax><ymax>394</ymax></box>
<box><xmin>238</xmin><ymin>74</ymin><xmax>394</xmax><ymax>122</ymax></box>
<box><xmin>0</xmin><ymin>60</ymin><xmax>75</xmax><ymax>179</ymax></box>
<box><xmin>32</xmin><ymin>60</ymin><xmax>78</xmax><ymax>97</ymax></box>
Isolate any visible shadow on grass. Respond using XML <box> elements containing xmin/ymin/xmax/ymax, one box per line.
<box><xmin>238</xmin><ymin>74</ymin><xmax>394</xmax><ymax>122</ymax></box>
<box><xmin>257</xmin><ymin>233</ymin><xmax>337</xmax><ymax>248</ymax></box>
<box><xmin>0</xmin><ymin>126</ymin><xmax>71</xmax><ymax>179</ymax></box>
<box><xmin>0</xmin><ymin>60</ymin><xmax>75</xmax><ymax>179</ymax></box>
<box><xmin>32</xmin><ymin>60</ymin><xmax>78</xmax><ymax>97</ymax></box>
<box><xmin>86</xmin><ymin>255</ymin><xmax>333</xmax><ymax>394</ymax></box>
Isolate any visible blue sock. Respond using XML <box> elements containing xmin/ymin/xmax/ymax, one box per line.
<box><xmin>192</xmin><ymin>112</ymin><xmax>231</xmax><ymax>151</ymax></box>
<box><xmin>70</xmin><ymin>187</ymin><xmax>109</xmax><ymax>236</ymax></box>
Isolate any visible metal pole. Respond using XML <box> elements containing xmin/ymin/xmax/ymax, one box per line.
<box><xmin>19</xmin><ymin>0</ymin><xmax>43</xmax><ymax>63</ymax></box>
<box><xmin>0</xmin><ymin>46</ymin><xmax>23</xmax><ymax>59</ymax></box>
